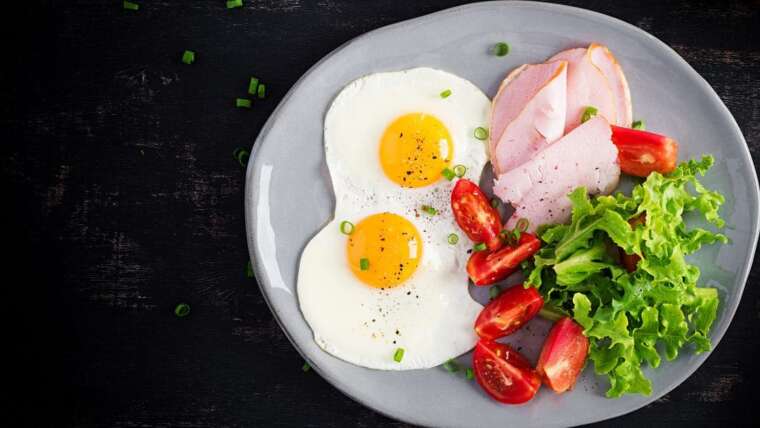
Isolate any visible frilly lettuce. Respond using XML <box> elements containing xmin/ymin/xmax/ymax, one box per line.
<box><xmin>525</xmin><ymin>156</ymin><xmax>727</xmax><ymax>398</ymax></box>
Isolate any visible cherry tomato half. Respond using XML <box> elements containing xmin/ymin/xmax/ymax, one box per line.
<box><xmin>475</xmin><ymin>285</ymin><xmax>543</xmax><ymax>340</ymax></box>
<box><xmin>467</xmin><ymin>233</ymin><xmax>541</xmax><ymax>286</ymax></box>
<box><xmin>536</xmin><ymin>317</ymin><xmax>589</xmax><ymax>393</ymax></box>
<box><xmin>451</xmin><ymin>179</ymin><xmax>503</xmax><ymax>251</ymax></box>
<box><xmin>611</xmin><ymin>125</ymin><xmax>678</xmax><ymax>177</ymax></box>
<box><xmin>473</xmin><ymin>340</ymin><xmax>541</xmax><ymax>404</ymax></box>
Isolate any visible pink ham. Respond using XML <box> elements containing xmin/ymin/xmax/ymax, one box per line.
<box><xmin>489</xmin><ymin>61</ymin><xmax>567</xmax><ymax>175</ymax></box>
<box><xmin>493</xmin><ymin>116</ymin><xmax>620</xmax><ymax>231</ymax></box>
<box><xmin>549</xmin><ymin>47</ymin><xmax>616</xmax><ymax>134</ymax></box>
<box><xmin>589</xmin><ymin>43</ymin><xmax>633</xmax><ymax>127</ymax></box>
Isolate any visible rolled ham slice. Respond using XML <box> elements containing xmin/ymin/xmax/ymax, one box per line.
<box><xmin>493</xmin><ymin>116</ymin><xmax>620</xmax><ymax>231</ymax></box>
<box><xmin>549</xmin><ymin>47</ymin><xmax>616</xmax><ymax>134</ymax></box>
<box><xmin>588</xmin><ymin>43</ymin><xmax>633</xmax><ymax>127</ymax></box>
<box><xmin>489</xmin><ymin>61</ymin><xmax>567</xmax><ymax>175</ymax></box>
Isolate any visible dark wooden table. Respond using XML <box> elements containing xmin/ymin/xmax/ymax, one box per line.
<box><xmin>4</xmin><ymin>1</ymin><xmax>758</xmax><ymax>426</ymax></box>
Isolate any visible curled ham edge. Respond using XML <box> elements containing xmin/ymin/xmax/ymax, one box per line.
<box><xmin>488</xmin><ymin>61</ymin><xmax>568</xmax><ymax>176</ymax></box>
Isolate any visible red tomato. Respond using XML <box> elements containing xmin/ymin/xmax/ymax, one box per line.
<box><xmin>620</xmin><ymin>214</ymin><xmax>646</xmax><ymax>272</ymax></box>
<box><xmin>536</xmin><ymin>317</ymin><xmax>589</xmax><ymax>393</ymax></box>
<box><xmin>611</xmin><ymin>125</ymin><xmax>678</xmax><ymax>177</ymax></box>
<box><xmin>466</xmin><ymin>233</ymin><xmax>541</xmax><ymax>286</ymax></box>
<box><xmin>475</xmin><ymin>285</ymin><xmax>543</xmax><ymax>340</ymax></box>
<box><xmin>473</xmin><ymin>340</ymin><xmax>541</xmax><ymax>404</ymax></box>
<box><xmin>451</xmin><ymin>179</ymin><xmax>502</xmax><ymax>251</ymax></box>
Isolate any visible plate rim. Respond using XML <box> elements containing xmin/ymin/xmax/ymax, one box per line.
<box><xmin>244</xmin><ymin>1</ymin><xmax>760</xmax><ymax>426</ymax></box>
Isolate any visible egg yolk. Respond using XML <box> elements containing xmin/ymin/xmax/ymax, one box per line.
<box><xmin>346</xmin><ymin>212</ymin><xmax>423</xmax><ymax>288</ymax></box>
<box><xmin>379</xmin><ymin>113</ymin><xmax>454</xmax><ymax>188</ymax></box>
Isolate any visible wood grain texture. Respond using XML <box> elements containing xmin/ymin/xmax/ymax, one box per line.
<box><xmin>2</xmin><ymin>0</ymin><xmax>758</xmax><ymax>426</ymax></box>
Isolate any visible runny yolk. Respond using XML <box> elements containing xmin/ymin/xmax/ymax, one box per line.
<box><xmin>379</xmin><ymin>113</ymin><xmax>454</xmax><ymax>188</ymax></box>
<box><xmin>346</xmin><ymin>212</ymin><xmax>423</xmax><ymax>288</ymax></box>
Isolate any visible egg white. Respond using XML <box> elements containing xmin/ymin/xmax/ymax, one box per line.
<box><xmin>298</xmin><ymin>68</ymin><xmax>491</xmax><ymax>370</ymax></box>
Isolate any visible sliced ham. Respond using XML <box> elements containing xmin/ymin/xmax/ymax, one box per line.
<box><xmin>549</xmin><ymin>47</ymin><xmax>616</xmax><ymax>134</ymax></box>
<box><xmin>489</xmin><ymin>61</ymin><xmax>567</xmax><ymax>175</ymax></box>
<box><xmin>493</xmin><ymin>116</ymin><xmax>620</xmax><ymax>231</ymax></box>
<box><xmin>588</xmin><ymin>43</ymin><xmax>633</xmax><ymax>127</ymax></box>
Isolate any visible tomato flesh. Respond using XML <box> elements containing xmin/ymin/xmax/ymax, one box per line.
<box><xmin>536</xmin><ymin>317</ymin><xmax>589</xmax><ymax>393</ymax></box>
<box><xmin>467</xmin><ymin>233</ymin><xmax>541</xmax><ymax>286</ymax></box>
<box><xmin>473</xmin><ymin>340</ymin><xmax>541</xmax><ymax>404</ymax></box>
<box><xmin>610</xmin><ymin>125</ymin><xmax>678</xmax><ymax>177</ymax></box>
<box><xmin>475</xmin><ymin>285</ymin><xmax>543</xmax><ymax>340</ymax></box>
<box><xmin>451</xmin><ymin>179</ymin><xmax>503</xmax><ymax>251</ymax></box>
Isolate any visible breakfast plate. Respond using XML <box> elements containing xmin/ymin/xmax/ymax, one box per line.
<box><xmin>244</xmin><ymin>2</ymin><xmax>759</xmax><ymax>426</ymax></box>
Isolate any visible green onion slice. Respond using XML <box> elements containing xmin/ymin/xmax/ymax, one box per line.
<box><xmin>248</xmin><ymin>77</ymin><xmax>259</xmax><ymax>95</ymax></box>
<box><xmin>491</xmin><ymin>198</ymin><xmax>500</xmax><ymax>209</ymax></box>
<box><xmin>632</xmin><ymin>119</ymin><xmax>646</xmax><ymax>130</ymax></box>
<box><xmin>245</xmin><ymin>261</ymin><xmax>254</xmax><ymax>278</ymax></box>
<box><xmin>581</xmin><ymin>106</ymin><xmax>598</xmax><ymax>123</ymax></box>
<box><xmin>493</xmin><ymin>42</ymin><xmax>510</xmax><ymax>57</ymax></box>
<box><xmin>474</xmin><ymin>127</ymin><xmax>489</xmax><ymax>140</ymax></box>
<box><xmin>257</xmin><ymin>83</ymin><xmax>266</xmax><ymax>99</ymax></box>
<box><xmin>302</xmin><ymin>362</ymin><xmax>311</xmax><ymax>372</ymax></box>
<box><xmin>443</xmin><ymin>358</ymin><xmax>460</xmax><ymax>372</ymax></box>
<box><xmin>181</xmin><ymin>50</ymin><xmax>195</xmax><ymax>64</ymax></box>
<box><xmin>421</xmin><ymin>205</ymin><xmax>437</xmax><ymax>216</ymax></box>
<box><xmin>515</xmin><ymin>218</ymin><xmax>530</xmax><ymax>232</ymax></box>
<box><xmin>226</xmin><ymin>0</ymin><xmax>243</xmax><ymax>8</ymax></box>
<box><xmin>340</xmin><ymin>221</ymin><xmax>354</xmax><ymax>235</ymax></box>
<box><xmin>441</xmin><ymin>167</ymin><xmax>456</xmax><ymax>181</ymax></box>
<box><xmin>174</xmin><ymin>303</ymin><xmax>190</xmax><ymax>317</ymax></box>
<box><xmin>489</xmin><ymin>285</ymin><xmax>500</xmax><ymax>300</ymax></box>
<box><xmin>232</xmin><ymin>148</ymin><xmax>250</xmax><ymax>167</ymax></box>
<box><xmin>236</xmin><ymin>98</ymin><xmax>252</xmax><ymax>108</ymax></box>
<box><xmin>473</xmin><ymin>242</ymin><xmax>486</xmax><ymax>252</ymax></box>
<box><xmin>465</xmin><ymin>367</ymin><xmax>474</xmax><ymax>380</ymax></box>
<box><xmin>360</xmin><ymin>258</ymin><xmax>370</xmax><ymax>271</ymax></box>
<box><xmin>512</xmin><ymin>228</ymin><xmax>522</xmax><ymax>242</ymax></box>
<box><xmin>393</xmin><ymin>348</ymin><xmax>405</xmax><ymax>362</ymax></box>
<box><xmin>447</xmin><ymin>233</ymin><xmax>459</xmax><ymax>245</ymax></box>
<box><xmin>440</xmin><ymin>89</ymin><xmax>452</xmax><ymax>99</ymax></box>
<box><xmin>453</xmin><ymin>164</ymin><xmax>467</xmax><ymax>177</ymax></box>
<box><xmin>123</xmin><ymin>1</ymin><xmax>139</xmax><ymax>10</ymax></box>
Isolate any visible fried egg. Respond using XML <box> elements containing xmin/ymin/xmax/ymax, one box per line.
<box><xmin>298</xmin><ymin>68</ymin><xmax>490</xmax><ymax>370</ymax></box>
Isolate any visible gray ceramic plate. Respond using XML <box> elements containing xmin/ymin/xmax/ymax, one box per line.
<box><xmin>244</xmin><ymin>2</ymin><xmax>759</xmax><ymax>426</ymax></box>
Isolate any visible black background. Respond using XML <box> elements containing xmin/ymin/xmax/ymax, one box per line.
<box><xmin>3</xmin><ymin>1</ymin><xmax>759</xmax><ymax>427</ymax></box>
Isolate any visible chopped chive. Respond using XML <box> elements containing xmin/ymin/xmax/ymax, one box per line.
<box><xmin>492</xmin><ymin>42</ymin><xmax>510</xmax><ymax>57</ymax></box>
<box><xmin>245</xmin><ymin>261</ymin><xmax>254</xmax><ymax>278</ymax></box>
<box><xmin>226</xmin><ymin>0</ymin><xmax>243</xmax><ymax>8</ymax></box>
<box><xmin>443</xmin><ymin>358</ymin><xmax>460</xmax><ymax>372</ymax></box>
<box><xmin>441</xmin><ymin>167</ymin><xmax>456</xmax><ymax>181</ymax></box>
<box><xmin>123</xmin><ymin>1</ymin><xmax>139</xmax><ymax>10</ymax></box>
<box><xmin>302</xmin><ymin>362</ymin><xmax>311</xmax><ymax>372</ymax></box>
<box><xmin>465</xmin><ymin>367</ymin><xmax>474</xmax><ymax>380</ymax></box>
<box><xmin>632</xmin><ymin>119</ymin><xmax>646</xmax><ymax>130</ymax></box>
<box><xmin>393</xmin><ymin>348</ymin><xmax>405</xmax><ymax>362</ymax></box>
<box><xmin>473</xmin><ymin>242</ymin><xmax>487</xmax><ymax>252</ymax></box>
<box><xmin>360</xmin><ymin>258</ymin><xmax>370</xmax><ymax>271</ymax></box>
<box><xmin>474</xmin><ymin>127</ymin><xmax>489</xmax><ymax>140</ymax></box>
<box><xmin>257</xmin><ymin>83</ymin><xmax>266</xmax><ymax>99</ymax></box>
<box><xmin>581</xmin><ymin>106</ymin><xmax>598</xmax><ymax>123</ymax></box>
<box><xmin>181</xmin><ymin>50</ymin><xmax>195</xmax><ymax>65</ymax></box>
<box><xmin>489</xmin><ymin>286</ymin><xmax>501</xmax><ymax>300</ymax></box>
<box><xmin>515</xmin><ymin>218</ymin><xmax>530</xmax><ymax>232</ymax></box>
<box><xmin>440</xmin><ymin>89</ymin><xmax>452</xmax><ymax>99</ymax></box>
<box><xmin>491</xmin><ymin>198</ymin><xmax>500</xmax><ymax>209</ymax></box>
<box><xmin>232</xmin><ymin>148</ymin><xmax>250</xmax><ymax>167</ymax></box>
<box><xmin>453</xmin><ymin>164</ymin><xmax>467</xmax><ymax>177</ymax></box>
<box><xmin>339</xmin><ymin>221</ymin><xmax>354</xmax><ymax>235</ymax></box>
<box><xmin>421</xmin><ymin>205</ymin><xmax>437</xmax><ymax>216</ymax></box>
<box><xmin>248</xmin><ymin>77</ymin><xmax>259</xmax><ymax>95</ymax></box>
<box><xmin>174</xmin><ymin>303</ymin><xmax>190</xmax><ymax>317</ymax></box>
<box><xmin>447</xmin><ymin>233</ymin><xmax>459</xmax><ymax>245</ymax></box>
<box><xmin>236</xmin><ymin>98</ymin><xmax>252</xmax><ymax>108</ymax></box>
